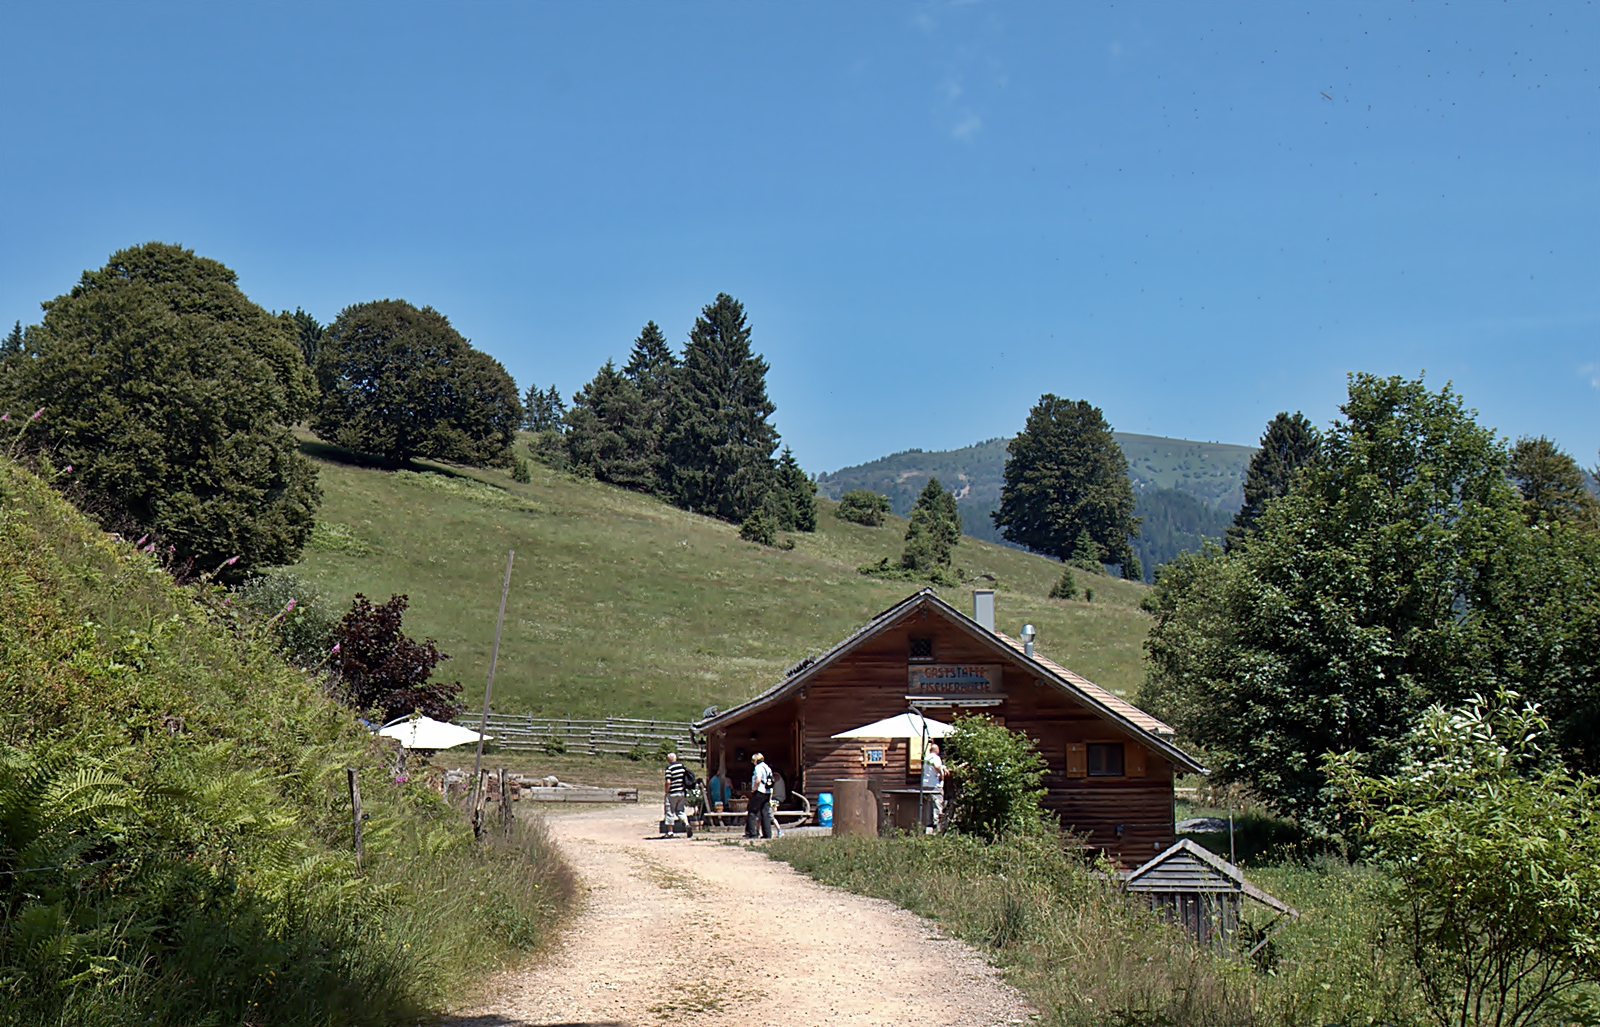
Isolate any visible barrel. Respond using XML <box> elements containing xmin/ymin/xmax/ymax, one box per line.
<box><xmin>817</xmin><ymin>791</ymin><xmax>834</xmax><ymax>828</ymax></box>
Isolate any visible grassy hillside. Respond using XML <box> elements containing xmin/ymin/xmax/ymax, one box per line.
<box><xmin>0</xmin><ymin>455</ymin><xmax>572</xmax><ymax>1026</ymax></box>
<box><xmin>284</xmin><ymin>438</ymin><xmax>1155</xmax><ymax>722</ymax></box>
<box><xmin>816</xmin><ymin>432</ymin><xmax>1255</xmax><ymax>540</ymax></box>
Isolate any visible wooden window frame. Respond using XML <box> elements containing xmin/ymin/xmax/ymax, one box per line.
<box><xmin>1085</xmin><ymin>740</ymin><xmax>1126</xmax><ymax>778</ymax></box>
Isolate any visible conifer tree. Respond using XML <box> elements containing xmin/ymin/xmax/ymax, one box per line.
<box><xmin>522</xmin><ymin>383</ymin><xmax>566</xmax><ymax>432</ymax></box>
<box><xmin>563</xmin><ymin>361</ymin><xmax>657</xmax><ymax>492</ymax></box>
<box><xmin>994</xmin><ymin>394</ymin><xmax>1140</xmax><ymax>566</ymax></box>
<box><xmin>1507</xmin><ymin>435</ymin><xmax>1597</xmax><ymax>526</ymax></box>
<box><xmin>902</xmin><ymin>477</ymin><xmax>962</xmax><ymax>578</ymax></box>
<box><xmin>1226</xmin><ymin>411</ymin><xmax>1321</xmax><ymax>549</ymax></box>
<box><xmin>662</xmin><ymin>294</ymin><xmax>779</xmax><ymax>521</ymax></box>
<box><xmin>769</xmin><ymin>445</ymin><xmax>817</xmax><ymax>532</ymax></box>
<box><xmin>623</xmin><ymin>320</ymin><xmax>677</xmax><ymax>405</ymax></box>
<box><xmin>279</xmin><ymin>307</ymin><xmax>324</xmax><ymax>366</ymax></box>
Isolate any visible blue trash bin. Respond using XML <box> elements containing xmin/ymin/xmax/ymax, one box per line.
<box><xmin>817</xmin><ymin>791</ymin><xmax>834</xmax><ymax>828</ymax></box>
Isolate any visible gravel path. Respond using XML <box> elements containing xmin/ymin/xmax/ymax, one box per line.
<box><xmin>449</xmin><ymin>804</ymin><xmax>1034</xmax><ymax>1027</ymax></box>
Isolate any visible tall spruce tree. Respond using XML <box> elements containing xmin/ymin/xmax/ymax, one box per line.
<box><xmin>1226</xmin><ymin>411</ymin><xmax>1321</xmax><ymax>549</ymax></box>
<box><xmin>769</xmin><ymin>445</ymin><xmax>818</xmax><ymax>532</ymax></box>
<box><xmin>563</xmin><ymin>361</ymin><xmax>657</xmax><ymax>492</ymax></box>
<box><xmin>662</xmin><ymin>294</ymin><xmax>779</xmax><ymax>521</ymax></box>
<box><xmin>1507</xmin><ymin>435</ymin><xmax>1597</xmax><ymax>526</ymax></box>
<box><xmin>280</xmin><ymin>307</ymin><xmax>324</xmax><ymax>366</ymax></box>
<box><xmin>623</xmin><ymin>321</ymin><xmax>677</xmax><ymax>405</ymax></box>
<box><xmin>902</xmin><ymin>477</ymin><xmax>962</xmax><ymax>579</ymax></box>
<box><xmin>993</xmin><ymin>394</ymin><xmax>1140</xmax><ymax>566</ymax></box>
<box><xmin>522</xmin><ymin>383</ymin><xmax>566</xmax><ymax>432</ymax></box>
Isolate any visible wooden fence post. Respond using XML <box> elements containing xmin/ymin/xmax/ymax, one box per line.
<box><xmin>499</xmin><ymin>766</ymin><xmax>512</xmax><ymax>836</ymax></box>
<box><xmin>346</xmin><ymin>767</ymin><xmax>363</xmax><ymax>868</ymax></box>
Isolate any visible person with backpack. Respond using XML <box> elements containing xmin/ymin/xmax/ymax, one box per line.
<box><xmin>663</xmin><ymin>751</ymin><xmax>695</xmax><ymax>838</ymax></box>
<box><xmin>745</xmin><ymin>752</ymin><xmax>775</xmax><ymax>839</ymax></box>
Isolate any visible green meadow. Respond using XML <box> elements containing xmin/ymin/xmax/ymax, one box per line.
<box><xmin>285</xmin><ymin>437</ymin><xmax>1155</xmax><ymax>721</ymax></box>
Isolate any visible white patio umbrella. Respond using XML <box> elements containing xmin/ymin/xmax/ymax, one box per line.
<box><xmin>377</xmin><ymin>715</ymin><xmax>490</xmax><ymax>751</ymax></box>
<box><xmin>831</xmin><ymin>712</ymin><xmax>954</xmax><ymax>739</ymax></box>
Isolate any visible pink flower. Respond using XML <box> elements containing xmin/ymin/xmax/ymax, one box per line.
<box><xmin>30</xmin><ymin>409</ymin><xmax>42</xmax><ymax>420</ymax></box>
<box><xmin>331</xmin><ymin>643</ymin><xmax>341</xmax><ymax>654</ymax></box>
<box><xmin>63</xmin><ymin>466</ymin><xmax>72</xmax><ymax>474</ymax></box>
<box><xmin>1</xmin><ymin>413</ymin><xmax>8</xmax><ymax>422</ymax></box>
<box><xmin>285</xmin><ymin>599</ymin><xmax>297</xmax><ymax>612</ymax></box>
<box><xmin>134</xmin><ymin>535</ymin><xmax>148</xmax><ymax>547</ymax></box>
<box><xmin>144</xmin><ymin>544</ymin><xmax>156</xmax><ymax>553</ymax></box>
<box><xmin>225</xmin><ymin>555</ymin><xmax>239</xmax><ymax>566</ymax></box>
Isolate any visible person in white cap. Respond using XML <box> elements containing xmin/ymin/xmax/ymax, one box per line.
<box><xmin>745</xmin><ymin>752</ymin><xmax>775</xmax><ymax>839</ymax></box>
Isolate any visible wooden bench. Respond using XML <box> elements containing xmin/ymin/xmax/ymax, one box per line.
<box><xmin>695</xmin><ymin>794</ymin><xmax>812</xmax><ymax>832</ymax></box>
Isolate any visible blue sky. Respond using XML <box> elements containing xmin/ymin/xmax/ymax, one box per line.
<box><xmin>1</xmin><ymin>2</ymin><xmax>1595</xmax><ymax>473</ymax></box>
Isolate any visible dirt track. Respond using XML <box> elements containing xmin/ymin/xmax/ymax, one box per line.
<box><xmin>449</xmin><ymin>804</ymin><xmax>1033</xmax><ymax>1027</ymax></box>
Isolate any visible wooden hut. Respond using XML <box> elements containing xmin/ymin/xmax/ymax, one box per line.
<box><xmin>1123</xmin><ymin>839</ymin><xmax>1299</xmax><ymax>953</ymax></box>
<box><xmin>692</xmin><ymin>588</ymin><xmax>1205</xmax><ymax>864</ymax></box>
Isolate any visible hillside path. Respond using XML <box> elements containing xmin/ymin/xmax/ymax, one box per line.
<box><xmin>448</xmin><ymin>804</ymin><xmax>1033</xmax><ymax>1027</ymax></box>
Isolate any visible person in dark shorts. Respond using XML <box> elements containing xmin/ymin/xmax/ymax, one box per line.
<box><xmin>744</xmin><ymin>752</ymin><xmax>775</xmax><ymax>839</ymax></box>
<box><xmin>664</xmin><ymin>751</ymin><xmax>693</xmax><ymax>838</ymax></box>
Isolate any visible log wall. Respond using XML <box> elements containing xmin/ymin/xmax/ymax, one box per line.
<box><xmin>713</xmin><ymin>606</ymin><xmax>1176</xmax><ymax>865</ymax></box>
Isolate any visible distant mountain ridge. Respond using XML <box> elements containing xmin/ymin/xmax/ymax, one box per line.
<box><xmin>816</xmin><ymin>432</ymin><xmax>1256</xmax><ymax>579</ymax></box>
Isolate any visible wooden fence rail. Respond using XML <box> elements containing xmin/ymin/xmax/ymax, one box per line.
<box><xmin>453</xmin><ymin>713</ymin><xmax>703</xmax><ymax>758</ymax></box>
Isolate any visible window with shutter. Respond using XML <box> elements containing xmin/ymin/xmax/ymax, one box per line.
<box><xmin>1087</xmin><ymin>743</ymin><xmax>1124</xmax><ymax>777</ymax></box>
<box><xmin>1126</xmin><ymin>743</ymin><xmax>1146</xmax><ymax>778</ymax></box>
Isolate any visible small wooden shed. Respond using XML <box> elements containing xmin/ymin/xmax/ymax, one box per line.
<box><xmin>1123</xmin><ymin>839</ymin><xmax>1298</xmax><ymax>952</ymax></box>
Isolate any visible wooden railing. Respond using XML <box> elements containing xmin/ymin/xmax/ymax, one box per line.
<box><xmin>453</xmin><ymin>713</ymin><xmax>703</xmax><ymax>759</ymax></box>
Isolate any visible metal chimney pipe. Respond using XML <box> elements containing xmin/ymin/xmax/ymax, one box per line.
<box><xmin>1021</xmin><ymin>623</ymin><xmax>1036</xmax><ymax>659</ymax></box>
<box><xmin>972</xmin><ymin>589</ymin><xmax>995</xmax><ymax>633</ymax></box>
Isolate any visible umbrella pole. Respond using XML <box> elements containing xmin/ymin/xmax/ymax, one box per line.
<box><xmin>471</xmin><ymin>550</ymin><xmax>515</xmax><ymax>838</ymax></box>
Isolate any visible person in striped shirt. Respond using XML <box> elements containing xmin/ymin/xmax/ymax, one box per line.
<box><xmin>664</xmin><ymin>752</ymin><xmax>693</xmax><ymax>838</ymax></box>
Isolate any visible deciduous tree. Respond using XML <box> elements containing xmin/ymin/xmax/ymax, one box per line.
<box><xmin>836</xmin><ymin>489</ymin><xmax>891</xmax><ymax>526</ymax></box>
<box><xmin>331</xmin><ymin>593</ymin><xmax>462</xmax><ymax>722</ymax></box>
<box><xmin>313</xmin><ymin>299</ymin><xmax>521</xmax><ymax>466</ymax></box>
<box><xmin>1</xmin><ymin>242</ymin><xmax>320</xmax><ymax>576</ymax></box>
<box><xmin>994</xmin><ymin>395</ymin><xmax>1139</xmax><ymax>566</ymax></box>
<box><xmin>1140</xmin><ymin>375</ymin><xmax>1600</xmax><ymax>824</ymax></box>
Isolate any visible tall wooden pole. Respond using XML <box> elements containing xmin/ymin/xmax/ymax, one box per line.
<box><xmin>471</xmin><ymin>550</ymin><xmax>515</xmax><ymax>837</ymax></box>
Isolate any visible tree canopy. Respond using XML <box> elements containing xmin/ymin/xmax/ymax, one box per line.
<box><xmin>313</xmin><ymin>300</ymin><xmax>521</xmax><ymax>466</ymax></box>
<box><xmin>1140</xmin><ymin>374</ymin><xmax>1600</xmax><ymax>824</ymax></box>
<box><xmin>563</xmin><ymin>360</ymin><xmax>657</xmax><ymax>492</ymax></box>
<box><xmin>993</xmin><ymin>394</ymin><xmax>1140</xmax><ymax>568</ymax></box>
<box><xmin>1226</xmin><ymin>411</ymin><xmax>1320</xmax><ymax>549</ymax></box>
<box><xmin>661</xmin><ymin>294</ymin><xmax>779</xmax><ymax>521</ymax></box>
<box><xmin>901</xmin><ymin>477</ymin><xmax>962</xmax><ymax>580</ymax></box>
<box><xmin>1507</xmin><ymin>435</ymin><xmax>1597</xmax><ymax>527</ymax></box>
<box><xmin>0</xmin><ymin>242</ymin><xmax>320</xmax><ymax>576</ymax></box>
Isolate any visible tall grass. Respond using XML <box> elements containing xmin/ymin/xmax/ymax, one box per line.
<box><xmin>766</xmin><ymin>833</ymin><xmax>1424</xmax><ymax>1026</ymax></box>
<box><xmin>0</xmin><ymin>456</ymin><xmax>576</xmax><ymax>1025</ymax></box>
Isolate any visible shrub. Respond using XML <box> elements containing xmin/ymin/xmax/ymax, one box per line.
<box><xmin>941</xmin><ymin>716</ymin><xmax>1051</xmax><ymax>841</ymax></box>
<box><xmin>739</xmin><ymin>508</ymin><xmax>778</xmax><ymax>547</ymax></box>
<box><xmin>231</xmin><ymin>571</ymin><xmax>337</xmax><ymax>667</ymax></box>
<box><xmin>837</xmin><ymin>489</ymin><xmax>891</xmax><ymax>526</ymax></box>
<box><xmin>1049</xmin><ymin>567</ymin><xmax>1078</xmax><ymax>600</ymax></box>
<box><xmin>512</xmin><ymin>455</ymin><xmax>532</xmax><ymax>483</ymax></box>
<box><xmin>331</xmin><ymin>594</ymin><xmax>463</xmax><ymax>722</ymax></box>
<box><xmin>1328</xmin><ymin>692</ymin><xmax>1600</xmax><ymax>1027</ymax></box>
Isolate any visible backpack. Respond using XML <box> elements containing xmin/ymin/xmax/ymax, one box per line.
<box><xmin>682</xmin><ymin>767</ymin><xmax>699</xmax><ymax>793</ymax></box>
